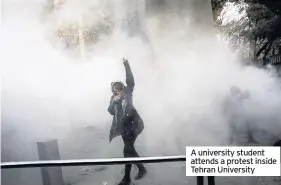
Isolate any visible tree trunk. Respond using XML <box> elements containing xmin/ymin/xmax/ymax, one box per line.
<box><xmin>253</xmin><ymin>38</ymin><xmax>257</xmax><ymax>60</ymax></box>
<box><xmin>263</xmin><ymin>41</ymin><xmax>273</xmax><ymax>59</ymax></box>
<box><xmin>256</xmin><ymin>41</ymin><xmax>269</xmax><ymax>59</ymax></box>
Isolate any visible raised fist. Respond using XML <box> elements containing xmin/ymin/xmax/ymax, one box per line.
<box><xmin>122</xmin><ymin>58</ymin><xmax>128</xmax><ymax>63</ymax></box>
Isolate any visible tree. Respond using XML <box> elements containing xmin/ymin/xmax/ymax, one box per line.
<box><xmin>214</xmin><ymin>0</ymin><xmax>281</xmax><ymax>62</ymax></box>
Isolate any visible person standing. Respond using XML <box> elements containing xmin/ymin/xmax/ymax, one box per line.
<box><xmin>108</xmin><ymin>58</ymin><xmax>147</xmax><ymax>185</ymax></box>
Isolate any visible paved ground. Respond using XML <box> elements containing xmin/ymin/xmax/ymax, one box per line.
<box><xmin>66</xmin><ymin>163</ymin><xmax>189</xmax><ymax>185</ymax></box>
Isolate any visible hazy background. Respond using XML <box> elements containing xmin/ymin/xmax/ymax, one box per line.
<box><xmin>1</xmin><ymin>0</ymin><xmax>281</xmax><ymax>185</ymax></box>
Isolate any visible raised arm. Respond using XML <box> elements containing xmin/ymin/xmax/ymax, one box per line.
<box><xmin>123</xmin><ymin>58</ymin><xmax>135</xmax><ymax>91</ymax></box>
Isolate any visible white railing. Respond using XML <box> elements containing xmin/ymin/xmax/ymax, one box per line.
<box><xmin>0</xmin><ymin>155</ymin><xmax>215</xmax><ymax>185</ymax></box>
<box><xmin>1</xmin><ymin>155</ymin><xmax>185</xmax><ymax>169</ymax></box>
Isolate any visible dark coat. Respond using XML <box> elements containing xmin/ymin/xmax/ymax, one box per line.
<box><xmin>108</xmin><ymin>61</ymin><xmax>144</xmax><ymax>142</ymax></box>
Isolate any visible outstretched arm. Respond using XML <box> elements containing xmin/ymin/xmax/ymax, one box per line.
<box><xmin>123</xmin><ymin>58</ymin><xmax>135</xmax><ymax>91</ymax></box>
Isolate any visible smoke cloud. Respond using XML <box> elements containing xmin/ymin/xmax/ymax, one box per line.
<box><xmin>1</xmin><ymin>0</ymin><xmax>281</xmax><ymax>185</ymax></box>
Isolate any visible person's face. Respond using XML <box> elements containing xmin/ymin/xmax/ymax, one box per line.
<box><xmin>112</xmin><ymin>83</ymin><xmax>123</xmax><ymax>95</ymax></box>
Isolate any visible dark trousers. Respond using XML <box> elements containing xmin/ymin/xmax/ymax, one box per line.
<box><xmin>122</xmin><ymin>133</ymin><xmax>145</xmax><ymax>179</ymax></box>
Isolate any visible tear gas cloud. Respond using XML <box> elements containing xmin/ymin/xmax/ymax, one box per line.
<box><xmin>1</xmin><ymin>0</ymin><xmax>281</xmax><ymax>164</ymax></box>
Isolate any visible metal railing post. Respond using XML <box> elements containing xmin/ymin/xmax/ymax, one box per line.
<box><xmin>37</xmin><ymin>139</ymin><xmax>64</xmax><ymax>185</ymax></box>
<box><xmin>208</xmin><ymin>176</ymin><xmax>215</xmax><ymax>185</ymax></box>
<box><xmin>196</xmin><ymin>176</ymin><xmax>215</xmax><ymax>185</ymax></box>
<box><xmin>197</xmin><ymin>176</ymin><xmax>204</xmax><ymax>185</ymax></box>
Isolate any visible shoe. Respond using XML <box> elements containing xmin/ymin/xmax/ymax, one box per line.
<box><xmin>135</xmin><ymin>168</ymin><xmax>147</xmax><ymax>180</ymax></box>
<box><xmin>118</xmin><ymin>177</ymin><xmax>131</xmax><ymax>185</ymax></box>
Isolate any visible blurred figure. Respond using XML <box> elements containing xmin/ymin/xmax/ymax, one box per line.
<box><xmin>224</xmin><ymin>86</ymin><xmax>254</xmax><ymax>145</ymax></box>
<box><xmin>108</xmin><ymin>58</ymin><xmax>147</xmax><ymax>185</ymax></box>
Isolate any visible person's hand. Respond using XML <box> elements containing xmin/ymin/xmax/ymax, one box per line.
<box><xmin>114</xmin><ymin>94</ymin><xmax>121</xmax><ymax>100</ymax></box>
<box><xmin>123</xmin><ymin>58</ymin><xmax>128</xmax><ymax>63</ymax></box>
<box><xmin>112</xmin><ymin>94</ymin><xmax>122</xmax><ymax>104</ymax></box>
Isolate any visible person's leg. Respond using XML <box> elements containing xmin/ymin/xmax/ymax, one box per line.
<box><xmin>229</xmin><ymin>119</ymin><xmax>239</xmax><ymax>146</ymax></box>
<box><xmin>118</xmin><ymin>134</ymin><xmax>135</xmax><ymax>185</ymax></box>
<box><xmin>130</xmin><ymin>135</ymin><xmax>147</xmax><ymax>180</ymax></box>
<box><xmin>245</xmin><ymin>122</ymin><xmax>257</xmax><ymax>144</ymax></box>
<box><xmin>131</xmin><ymin>143</ymin><xmax>146</xmax><ymax>172</ymax></box>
